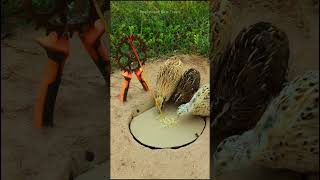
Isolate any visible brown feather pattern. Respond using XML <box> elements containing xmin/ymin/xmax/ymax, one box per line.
<box><xmin>211</xmin><ymin>22</ymin><xmax>290</xmax><ymax>148</ymax></box>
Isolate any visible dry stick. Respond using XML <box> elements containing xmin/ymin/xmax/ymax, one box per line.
<box><xmin>92</xmin><ymin>0</ymin><xmax>165</xmax><ymax>118</ymax></box>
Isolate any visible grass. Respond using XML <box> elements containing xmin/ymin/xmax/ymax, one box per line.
<box><xmin>110</xmin><ymin>1</ymin><xmax>209</xmax><ymax>65</ymax></box>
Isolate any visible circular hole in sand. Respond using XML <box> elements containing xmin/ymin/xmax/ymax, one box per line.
<box><xmin>129</xmin><ymin>104</ymin><xmax>206</xmax><ymax>149</ymax></box>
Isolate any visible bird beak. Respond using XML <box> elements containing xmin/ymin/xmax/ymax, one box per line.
<box><xmin>155</xmin><ymin>97</ymin><xmax>164</xmax><ymax>112</ymax></box>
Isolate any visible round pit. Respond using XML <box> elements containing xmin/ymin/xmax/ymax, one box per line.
<box><xmin>129</xmin><ymin>104</ymin><xmax>206</xmax><ymax>149</ymax></box>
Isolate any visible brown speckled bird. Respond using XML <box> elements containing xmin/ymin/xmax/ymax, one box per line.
<box><xmin>155</xmin><ymin>56</ymin><xmax>185</xmax><ymax>111</ymax></box>
<box><xmin>213</xmin><ymin>71</ymin><xmax>319</xmax><ymax>179</ymax></box>
<box><xmin>177</xmin><ymin>83</ymin><xmax>210</xmax><ymax>117</ymax></box>
<box><xmin>252</xmin><ymin>71</ymin><xmax>319</xmax><ymax>173</ymax></box>
<box><xmin>155</xmin><ymin>56</ymin><xmax>200</xmax><ymax>111</ymax></box>
<box><xmin>172</xmin><ymin>0</ymin><xmax>232</xmax><ymax>118</ymax></box>
<box><xmin>211</xmin><ymin>21</ymin><xmax>290</xmax><ymax>149</ymax></box>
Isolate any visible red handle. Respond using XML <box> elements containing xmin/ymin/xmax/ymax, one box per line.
<box><xmin>120</xmin><ymin>71</ymin><xmax>132</xmax><ymax>102</ymax></box>
<box><xmin>135</xmin><ymin>69</ymin><xmax>149</xmax><ymax>91</ymax></box>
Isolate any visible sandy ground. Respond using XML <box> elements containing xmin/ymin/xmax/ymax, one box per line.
<box><xmin>2</xmin><ymin>0</ymin><xmax>319</xmax><ymax>179</ymax></box>
<box><xmin>230</xmin><ymin>0</ymin><xmax>319</xmax><ymax>80</ymax></box>
<box><xmin>1</xmin><ymin>26</ymin><xmax>109</xmax><ymax>180</ymax></box>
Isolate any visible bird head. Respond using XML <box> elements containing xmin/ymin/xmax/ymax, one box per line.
<box><xmin>177</xmin><ymin>103</ymin><xmax>190</xmax><ymax>117</ymax></box>
<box><xmin>155</xmin><ymin>96</ymin><xmax>165</xmax><ymax>113</ymax></box>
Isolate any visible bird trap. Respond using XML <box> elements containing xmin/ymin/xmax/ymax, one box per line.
<box><xmin>129</xmin><ymin>105</ymin><xmax>206</xmax><ymax>149</ymax></box>
<box><xmin>114</xmin><ymin>35</ymin><xmax>149</xmax><ymax>102</ymax></box>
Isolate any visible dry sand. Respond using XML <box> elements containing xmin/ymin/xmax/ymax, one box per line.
<box><xmin>2</xmin><ymin>0</ymin><xmax>319</xmax><ymax>179</ymax></box>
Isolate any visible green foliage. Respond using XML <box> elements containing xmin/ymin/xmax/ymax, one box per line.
<box><xmin>111</xmin><ymin>1</ymin><xmax>209</xmax><ymax>63</ymax></box>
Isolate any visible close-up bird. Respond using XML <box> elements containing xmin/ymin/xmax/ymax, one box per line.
<box><xmin>170</xmin><ymin>68</ymin><xmax>201</xmax><ymax>105</ymax></box>
<box><xmin>213</xmin><ymin>71</ymin><xmax>319</xmax><ymax>180</ymax></box>
<box><xmin>177</xmin><ymin>83</ymin><xmax>210</xmax><ymax>117</ymax></box>
<box><xmin>155</xmin><ymin>56</ymin><xmax>201</xmax><ymax>112</ymax></box>
<box><xmin>211</xmin><ymin>21</ymin><xmax>290</xmax><ymax>149</ymax></box>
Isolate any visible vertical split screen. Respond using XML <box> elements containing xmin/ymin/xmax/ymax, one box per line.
<box><xmin>1</xmin><ymin>0</ymin><xmax>319</xmax><ymax>179</ymax></box>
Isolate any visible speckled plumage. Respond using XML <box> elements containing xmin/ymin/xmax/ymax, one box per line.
<box><xmin>170</xmin><ymin>68</ymin><xmax>201</xmax><ymax>104</ymax></box>
<box><xmin>177</xmin><ymin>83</ymin><xmax>210</xmax><ymax>116</ymax></box>
<box><xmin>252</xmin><ymin>71</ymin><xmax>319</xmax><ymax>173</ymax></box>
<box><xmin>174</xmin><ymin>0</ymin><xmax>232</xmax><ymax>117</ymax></box>
<box><xmin>155</xmin><ymin>56</ymin><xmax>185</xmax><ymax>110</ymax></box>
<box><xmin>213</xmin><ymin>131</ymin><xmax>258</xmax><ymax>179</ymax></box>
<box><xmin>213</xmin><ymin>130</ymin><xmax>302</xmax><ymax>180</ymax></box>
<box><xmin>155</xmin><ymin>56</ymin><xmax>202</xmax><ymax>111</ymax></box>
<box><xmin>213</xmin><ymin>71</ymin><xmax>319</xmax><ymax>178</ymax></box>
<box><xmin>211</xmin><ymin>22</ymin><xmax>290</xmax><ymax>148</ymax></box>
